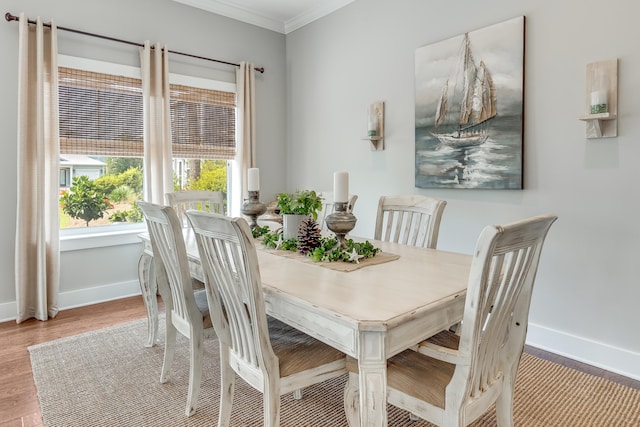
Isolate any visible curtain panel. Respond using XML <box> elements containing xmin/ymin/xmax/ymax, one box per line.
<box><xmin>231</xmin><ymin>61</ymin><xmax>256</xmax><ymax>216</ymax></box>
<box><xmin>15</xmin><ymin>13</ymin><xmax>61</xmax><ymax>322</ymax></box>
<box><xmin>141</xmin><ymin>42</ymin><xmax>173</xmax><ymax>204</ymax></box>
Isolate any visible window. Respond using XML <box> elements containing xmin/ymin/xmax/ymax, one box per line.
<box><xmin>57</xmin><ymin>56</ymin><xmax>237</xmax><ymax>232</ymax></box>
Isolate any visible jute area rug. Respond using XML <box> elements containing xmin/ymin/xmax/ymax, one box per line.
<box><xmin>29</xmin><ymin>318</ymin><xmax>640</xmax><ymax>426</ymax></box>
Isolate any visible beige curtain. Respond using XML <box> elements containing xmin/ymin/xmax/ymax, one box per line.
<box><xmin>231</xmin><ymin>61</ymin><xmax>257</xmax><ymax>216</ymax></box>
<box><xmin>141</xmin><ymin>41</ymin><xmax>173</xmax><ymax>204</ymax></box>
<box><xmin>15</xmin><ymin>13</ymin><xmax>60</xmax><ymax>323</ymax></box>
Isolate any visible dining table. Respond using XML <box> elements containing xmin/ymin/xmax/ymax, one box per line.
<box><xmin>137</xmin><ymin>227</ymin><xmax>471</xmax><ymax>427</ymax></box>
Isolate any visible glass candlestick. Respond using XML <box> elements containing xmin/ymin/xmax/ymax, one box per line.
<box><xmin>240</xmin><ymin>190</ymin><xmax>267</xmax><ymax>230</ymax></box>
<box><xmin>325</xmin><ymin>201</ymin><xmax>357</xmax><ymax>249</ymax></box>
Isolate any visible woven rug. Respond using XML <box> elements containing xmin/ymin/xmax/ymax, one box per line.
<box><xmin>29</xmin><ymin>318</ymin><xmax>640</xmax><ymax>426</ymax></box>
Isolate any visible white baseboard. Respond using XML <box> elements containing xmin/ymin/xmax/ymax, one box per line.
<box><xmin>527</xmin><ymin>322</ymin><xmax>640</xmax><ymax>381</ymax></box>
<box><xmin>0</xmin><ymin>280</ymin><xmax>141</xmax><ymax>323</ymax></box>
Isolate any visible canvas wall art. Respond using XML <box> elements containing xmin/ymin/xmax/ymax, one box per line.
<box><xmin>415</xmin><ymin>16</ymin><xmax>525</xmax><ymax>189</ymax></box>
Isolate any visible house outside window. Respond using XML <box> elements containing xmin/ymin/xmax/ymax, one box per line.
<box><xmin>58</xmin><ymin>56</ymin><xmax>237</xmax><ymax>231</ymax></box>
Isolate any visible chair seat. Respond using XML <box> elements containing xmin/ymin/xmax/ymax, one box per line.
<box><xmin>193</xmin><ymin>289</ymin><xmax>212</xmax><ymax>329</ymax></box>
<box><xmin>346</xmin><ymin>329</ymin><xmax>461</xmax><ymax>410</ymax></box>
<box><xmin>268</xmin><ymin>317</ymin><xmax>345</xmax><ymax>377</ymax></box>
<box><xmin>346</xmin><ymin>348</ymin><xmax>455</xmax><ymax>410</ymax></box>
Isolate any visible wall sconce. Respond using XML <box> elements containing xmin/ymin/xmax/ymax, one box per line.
<box><xmin>362</xmin><ymin>101</ymin><xmax>384</xmax><ymax>151</ymax></box>
<box><xmin>578</xmin><ymin>58</ymin><xmax>618</xmax><ymax>138</ymax></box>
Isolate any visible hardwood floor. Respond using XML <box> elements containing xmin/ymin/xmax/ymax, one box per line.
<box><xmin>0</xmin><ymin>296</ymin><xmax>150</xmax><ymax>427</ymax></box>
<box><xmin>1</xmin><ymin>297</ymin><xmax>638</xmax><ymax>426</ymax></box>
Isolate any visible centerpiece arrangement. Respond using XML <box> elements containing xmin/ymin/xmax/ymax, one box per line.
<box><xmin>253</xmin><ymin>185</ymin><xmax>380</xmax><ymax>264</ymax></box>
<box><xmin>275</xmin><ymin>189</ymin><xmax>323</xmax><ymax>240</ymax></box>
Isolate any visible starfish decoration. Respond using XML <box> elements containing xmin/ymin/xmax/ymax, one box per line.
<box><xmin>274</xmin><ymin>234</ymin><xmax>284</xmax><ymax>250</ymax></box>
<box><xmin>348</xmin><ymin>248</ymin><xmax>364</xmax><ymax>264</ymax></box>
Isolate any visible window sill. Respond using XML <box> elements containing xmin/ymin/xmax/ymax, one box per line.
<box><xmin>60</xmin><ymin>224</ymin><xmax>147</xmax><ymax>252</ymax></box>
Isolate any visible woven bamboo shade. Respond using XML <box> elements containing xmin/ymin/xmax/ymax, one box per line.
<box><xmin>58</xmin><ymin>67</ymin><xmax>236</xmax><ymax>159</ymax></box>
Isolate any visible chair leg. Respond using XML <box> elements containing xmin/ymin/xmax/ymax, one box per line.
<box><xmin>263</xmin><ymin>375</ymin><xmax>280</xmax><ymax>427</ymax></box>
<box><xmin>160</xmin><ymin>316</ymin><xmax>176</xmax><ymax>384</ymax></box>
<box><xmin>496</xmin><ymin>366</ymin><xmax>517</xmax><ymax>426</ymax></box>
<box><xmin>185</xmin><ymin>331</ymin><xmax>204</xmax><ymax>417</ymax></box>
<box><xmin>292</xmin><ymin>389</ymin><xmax>303</xmax><ymax>400</ymax></box>
<box><xmin>217</xmin><ymin>345</ymin><xmax>235</xmax><ymax>427</ymax></box>
<box><xmin>343</xmin><ymin>372</ymin><xmax>360</xmax><ymax>427</ymax></box>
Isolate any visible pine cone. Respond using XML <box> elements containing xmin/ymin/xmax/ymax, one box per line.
<box><xmin>298</xmin><ymin>216</ymin><xmax>322</xmax><ymax>255</ymax></box>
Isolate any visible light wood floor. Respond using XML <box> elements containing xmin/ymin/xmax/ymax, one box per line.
<box><xmin>1</xmin><ymin>296</ymin><xmax>638</xmax><ymax>427</ymax></box>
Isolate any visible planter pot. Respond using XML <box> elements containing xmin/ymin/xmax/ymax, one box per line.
<box><xmin>282</xmin><ymin>214</ymin><xmax>309</xmax><ymax>240</ymax></box>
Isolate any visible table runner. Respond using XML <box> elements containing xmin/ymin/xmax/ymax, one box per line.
<box><xmin>258</xmin><ymin>246</ymin><xmax>400</xmax><ymax>272</ymax></box>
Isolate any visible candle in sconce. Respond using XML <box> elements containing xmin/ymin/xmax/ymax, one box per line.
<box><xmin>248</xmin><ymin>168</ymin><xmax>260</xmax><ymax>192</ymax></box>
<box><xmin>333</xmin><ymin>171</ymin><xmax>349</xmax><ymax>203</ymax></box>
<box><xmin>590</xmin><ymin>90</ymin><xmax>608</xmax><ymax>114</ymax></box>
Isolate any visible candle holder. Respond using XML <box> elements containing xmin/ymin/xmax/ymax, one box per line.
<box><xmin>240</xmin><ymin>190</ymin><xmax>267</xmax><ymax>230</ymax></box>
<box><xmin>325</xmin><ymin>201</ymin><xmax>357</xmax><ymax>249</ymax></box>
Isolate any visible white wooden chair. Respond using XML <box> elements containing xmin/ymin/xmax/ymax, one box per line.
<box><xmin>317</xmin><ymin>191</ymin><xmax>358</xmax><ymax>231</ymax></box>
<box><xmin>138</xmin><ymin>201</ymin><xmax>216</xmax><ymax>417</ymax></box>
<box><xmin>345</xmin><ymin>214</ymin><xmax>557</xmax><ymax>426</ymax></box>
<box><xmin>185</xmin><ymin>210</ymin><xmax>347</xmax><ymax>427</ymax></box>
<box><xmin>165</xmin><ymin>190</ymin><xmax>224</xmax><ymax>225</ymax></box>
<box><xmin>374</xmin><ymin>194</ymin><xmax>447</xmax><ymax>249</ymax></box>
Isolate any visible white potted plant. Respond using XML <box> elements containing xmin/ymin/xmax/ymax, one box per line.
<box><xmin>276</xmin><ymin>190</ymin><xmax>323</xmax><ymax>240</ymax></box>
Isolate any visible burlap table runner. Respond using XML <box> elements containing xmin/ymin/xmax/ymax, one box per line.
<box><xmin>258</xmin><ymin>245</ymin><xmax>400</xmax><ymax>272</ymax></box>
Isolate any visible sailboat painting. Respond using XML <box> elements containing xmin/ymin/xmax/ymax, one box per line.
<box><xmin>415</xmin><ymin>17</ymin><xmax>525</xmax><ymax>189</ymax></box>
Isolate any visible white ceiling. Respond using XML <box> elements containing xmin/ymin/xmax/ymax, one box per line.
<box><xmin>172</xmin><ymin>0</ymin><xmax>354</xmax><ymax>34</ymax></box>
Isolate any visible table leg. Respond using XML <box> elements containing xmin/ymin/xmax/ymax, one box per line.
<box><xmin>358</xmin><ymin>331</ymin><xmax>388</xmax><ymax>427</ymax></box>
<box><xmin>137</xmin><ymin>253</ymin><xmax>158</xmax><ymax>347</ymax></box>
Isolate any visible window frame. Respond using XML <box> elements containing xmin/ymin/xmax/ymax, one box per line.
<box><xmin>58</xmin><ymin>55</ymin><xmax>237</xmax><ymax>251</ymax></box>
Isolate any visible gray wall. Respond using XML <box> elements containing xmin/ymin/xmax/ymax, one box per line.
<box><xmin>2</xmin><ymin>0</ymin><xmax>638</xmax><ymax>380</ymax></box>
<box><xmin>285</xmin><ymin>0</ymin><xmax>640</xmax><ymax>379</ymax></box>
<box><xmin>0</xmin><ymin>0</ymin><xmax>286</xmax><ymax>312</ymax></box>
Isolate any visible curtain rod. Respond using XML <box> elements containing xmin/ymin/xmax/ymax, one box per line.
<box><xmin>4</xmin><ymin>12</ymin><xmax>264</xmax><ymax>73</ymax></box>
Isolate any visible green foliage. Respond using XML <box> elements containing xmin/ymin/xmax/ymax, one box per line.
<box><xmin>106</xmin><ymin>157</ymin><xmax>142</xmax><ymax>175</ymax></box>
<box><xmin>118</xmin><ymin>167</ymin><xmax>143</xmax><ymax>194</ymax></box>
<box><xmin>108</xmin><ymin>210</ymin><xmax>129</xmax><ymax>223</ymax></box>
<box><xmin>93</xmin><ymin>174</ymin><xmax>120</xmax><ymax>195</ymax></box>
<box><xmin>60</xmin><ymin>176</ymin><xmax>113</xmax><ymax>227</ymax></box>
<box><xmin>190</xmin><ymin>160</ymin><xmax>227</xmax><ymax>192</ymax></box>
<box><xmin>94</xmin><ymin>167</ymin><xmax>143</xmax><ymax>195</ymax></box>
<box><xmin>262</xmin><ymin>230</ymin><xmax>281</xmax><ymax>248</ymax></box>
<box><xmin>251</xmin><ymin>225</ymin><xmax>270</xmax><ymax>238</ymax></box>
<box><xmin>276</xmin><ymin>190</ymin><xmax>323</xmax><ymax>220</ymax></box>
<box><xmin>259</xmin><ymin>231</ymin><xmax>380</xmax><ymax>264</ymax></box>
<box><xmin>261</xmin><ymin>230</ymin><xmax>298</xmax><ymax>251</ymax></box>
<box><xmin>108</xmin><ymin>203</ymin><xmax>143</xmax><ymax>224</ymax></box>
<box><xmin>109</xmin><ymin>185</ymin><xmax>135</xmax><ymax>203</ymax></box>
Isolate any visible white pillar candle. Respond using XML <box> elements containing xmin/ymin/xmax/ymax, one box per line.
<box><xmin>590</xmin><ymin>90</ymin><xmax>607</xmax><ymax>107</ymax></box>
<box><xmin>248</xmin><ymin>168</ymin><xmax>259</xmax><ymax>191</ymax></box>
<box><xmin>334</xmin><ymin>171</ymin><xmax>349</xmax><ymax>203</ymax></box>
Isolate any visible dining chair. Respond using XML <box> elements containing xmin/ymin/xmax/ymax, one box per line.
<box><xmin>374</xmin><ymin>194</ymin><xmax>447</xmax><ymax>249</ymax></box>
<box><xmin>185</xmin><ymin>210</ymin><xmax>347</xmax><ymax>427</ymax></box>
<box><xmin>317</xmin><ymin>191</ymin><xmax>358</xmax><ymax>231</ymax></box>
<box><xmin>165</xmin><ymin>190</ymin><xmax>224</xmax><ymax>225</ymax></box>
<box><xmin>344</xmin><ymin>214</ymin><xmax>557</xmax><ymax>427</ymax></box>
<box><xmin>138</xmin><ymin>201</ymin><xmax>216</xmax><ymax>417</ymax></box>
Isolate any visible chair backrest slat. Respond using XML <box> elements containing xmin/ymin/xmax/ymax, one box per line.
<box><xmin>374</xmin><ymin>195</ymin><xmax>447</xmax><ymax>249</ymax></box>
<box><xmin>166</xmin><ymin>190</ymin><xmax>224</xmax><ymax>225</ymax></box>
<box><xmin>138</xmin><ymin>201</ymin><xmax>201</xmax><ymax>332</ymax></box>
<box><xmin>453</xmin><ymin>214</ymin><xmax>557</xmax><ymax>402</ymax></box>
<box><xmin>186</xmin><ymin>210</ymin><xmax>276</xmax><ymax>380</ymax></box>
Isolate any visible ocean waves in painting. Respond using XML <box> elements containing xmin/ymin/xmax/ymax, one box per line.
<box><xmin>415</xmin><ymin>116</ymin><xmax>522</xmax><ymax>189</ymax></box>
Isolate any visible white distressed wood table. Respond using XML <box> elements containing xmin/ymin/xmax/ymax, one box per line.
<box><xmin>138</xmin><ymin>229</ymin><xmax>471</xmax><ymax>426</ymax></box>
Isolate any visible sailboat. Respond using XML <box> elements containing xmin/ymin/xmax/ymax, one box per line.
<box><xmin>432</xmin><ymin>32</ymin><xmax>497</xmax><ymax>147</ymax></box>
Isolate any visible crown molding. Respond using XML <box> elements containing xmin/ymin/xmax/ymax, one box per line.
<box><xmin>173</xmin><ymin>0</ymin><xmax>285</xmax><ymax>32</ymax></box>
<box><xmin>173</xmin><ymin>0</ymin><xmax>354</xmax><ymax>34</ymax></box>
<box><xmin>284</xmin><ymin>0</ymin><xmax>354</xmax><ymax>34</ymax></box>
